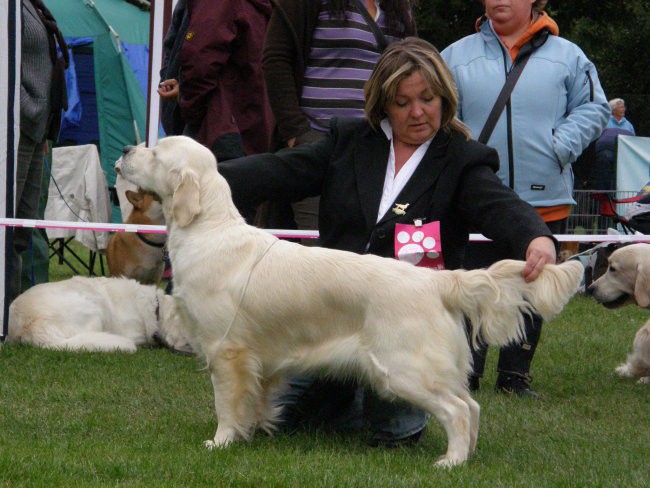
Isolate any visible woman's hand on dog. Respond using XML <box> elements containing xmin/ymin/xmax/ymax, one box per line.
<box><xmin>523</xmin><ymin>236</ymin><xmax>557</xmax><ymax>283</ymax></box>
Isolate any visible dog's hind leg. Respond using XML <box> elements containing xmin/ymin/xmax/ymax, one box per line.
<box><xmin>204</xmin><ymin>345</ymin><xmax>262</xmax><ymax>450</ymax></box>
<box><xmin>459</xmin><ymin>391</ymin><xmax>480</xmax><ymax>454</ymax></box>
<box><xmin>385</xmin><ymin>377</ymin><xmax>472</xmax><ymax>467</ymax></box>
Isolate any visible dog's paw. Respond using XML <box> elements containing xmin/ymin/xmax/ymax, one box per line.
<box><xmin>434</xmin><ymin>455</ymin><xmax>466</xmax><ymax>468</ymax></box>
<box><xmin>637</xmin><ymin>376</ymin><xmax>649</xmax><ymax>385</ymax></box>
<box><xmin>204</xmin><ymin>438</ymin><xmax>232</xmax><ymax>450</ymax></box>
<box><xmin>615</xmin><ymin>363</ymin><xmax>633</xmax><ymax>377</ymax></box>
<box><xmin>204</xmin><ymin>428</ymin><xmax>237</xmax><ymax>450</ymax></box>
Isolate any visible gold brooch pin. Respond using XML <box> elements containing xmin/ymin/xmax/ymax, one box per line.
<box><xmin>392</xmin><ymin>203</ymin><xmax>409</xmax><ymax>216</ymax></box>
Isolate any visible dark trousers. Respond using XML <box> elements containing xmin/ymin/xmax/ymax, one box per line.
<box><xmin>275</xmin><ymin>376</ymin><xmax>428</xmax><ymax>442</ymax></box>
<box><xmin>8</xmin><ymin>133</ymin><xmax>46</xmax><ymax>304</ymax></box>
<box><xmin>463</xmin><ymin>219</ymin><xmax>565</xmax><ymax>379</ymax></box>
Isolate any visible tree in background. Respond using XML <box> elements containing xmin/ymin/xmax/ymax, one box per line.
<box><xmin>415</xmin><ymin>0</ymin><xmax>650</xmax><ymax>135</ymax></box>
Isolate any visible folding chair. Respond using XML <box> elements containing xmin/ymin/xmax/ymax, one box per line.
<box><xmin>590</xmin><ymin>192</ymin><xmax>643</xmax><ymax>234</ymax></box>
<box><xmin>48</xmin><ymin>236</ymin><xmax>105</xmax><ymax>276</ymax></box>
<box><xmin>44</xmin><ymin>144</ymin><xmax>111</xmax><ymax>276</ymax></box>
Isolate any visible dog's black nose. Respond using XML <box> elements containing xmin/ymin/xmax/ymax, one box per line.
<box><xmin>122</xmin><ymin>145</ymin><xmax>134</xmax><ymax>155</ymax></box>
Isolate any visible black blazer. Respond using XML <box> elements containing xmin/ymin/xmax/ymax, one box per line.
<box><xmin>219</xmin><ymin>118</ymin><xmax>552</xmax><ymax>270</ymax></box>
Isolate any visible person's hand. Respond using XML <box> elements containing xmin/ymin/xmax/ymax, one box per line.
<box><xmin>157</xmin><ymin>79</ymin><xmax>179</xmax><ymax>99</ymax></box>
<box><xmin>286</xmin><ymin>137</ymin><xmax>297</xmax><ymax>148</ymax></box>
<box><xmin>522</xmin><ymin>236</ymin><xmax>557</xmax><ymax>282</ymax></box>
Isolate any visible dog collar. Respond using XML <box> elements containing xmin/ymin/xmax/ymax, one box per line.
<box><xmin>136</xmin><ymin>232</ymin><xmax>166</xmax><ymax>248</ymax></box>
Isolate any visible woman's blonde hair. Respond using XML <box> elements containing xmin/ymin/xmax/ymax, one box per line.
<box><xmin>364</xmin><ymin>37</ymin><xmax>471</xmax><ymax>140</ymax></box>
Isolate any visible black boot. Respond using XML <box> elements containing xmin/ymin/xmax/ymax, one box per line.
<box><xmin>495</xmin><ymin>372</ymin><xmax>539</xmax><ymax>399</ymax></box>
<box><xmin>495</xmin><ymin>313</ymin><xmax>542</xmax><ymax>399</ymax></box>
<box><xmin>468</xmin><ymin>375</ymin><xmax>481</xmax><ymax>392</ymax></box>
<box><xmin>466</xmin><ymin>320</ymin><xmax>487</xmax><ymax>392</ymax></box>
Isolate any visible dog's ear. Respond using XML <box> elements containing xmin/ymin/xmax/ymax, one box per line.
<box><xmin>633</xmin><ymin>263</ymin><xmax>650</xmax><ymax>308</ymax></box>
<box><xmin>125</xmin><ymin>190</ymin><xmax>144</xmax><ymax>209</ymax></box>
<box><xmin>171</xmin><ymin>168</ymin><xmax>201</xmax><ymax>227</ymax></box>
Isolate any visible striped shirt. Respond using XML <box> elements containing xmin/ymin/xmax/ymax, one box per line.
<box><xmin>300</xmin><ymin>0</ymin><xmax>404</xmax><ymax>131</ymax></box>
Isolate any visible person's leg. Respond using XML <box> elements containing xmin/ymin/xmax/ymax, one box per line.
<box><xmin>462</xmin><ymin>240</ymin><xmax>511</xmax><ymax>391</ymax></box>
<box><xmin>8</xmin><ymin>133</ymin><xmax>45</xmax><ymax>304</ymax></box>
<box><xmin>364</xmin><ymin>389</ymin><xmax>429</xmax><ymax>446</ymax></box>
<box><xmin>274</xmin><ymin>376</ymin><xmax>365</xmax><ymax>433</ymax></box>
<box><xmin>290</xmin><ymin>196</ymin><xmax>320</xmax><ymax>245</ymax></box>
<box><xmin>495</xmin><ymin>312</ymin><xmax>542</xmax><ymax>398</ymax></box>
<box><xmin>494</xmin><ymin>218</ymin><xmax>566</xmax><ymax>398</ymax></box>
<box><xmin>290</xmin><ymin>129</ymin><xmax>325</xmax><ymax>246</ymax></box>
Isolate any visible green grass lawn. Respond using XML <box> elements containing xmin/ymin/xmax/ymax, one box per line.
<box><xmin>1</xmin><ymin>248</ymin><xmax>648</xmax><ymax>487</ymax></box>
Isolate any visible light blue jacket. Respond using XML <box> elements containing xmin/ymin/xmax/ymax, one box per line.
<box><xmin>607</xmin><ymin>116</ymin><xmax>635</xmax><ymax>135</ymax></box>
<box><xmin>442</xmin><ymin>20</ymin><xmax>609</xmax><ymax>207</ymax></box>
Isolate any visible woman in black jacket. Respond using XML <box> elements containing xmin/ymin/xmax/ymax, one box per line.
<box><xmin>219</xmin><ymin>37</ymin><xmax>556</xmax><ymax>446</ymax></box>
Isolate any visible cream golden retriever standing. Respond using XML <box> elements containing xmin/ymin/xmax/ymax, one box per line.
<box><xmin>7</xmin><ymin>276</ymin><xmax>191</xmax><ymax>354</ymax></box>
<box><xmin>588</xmin><ymin>243</ymin><xmax>650</xmax><ymax>384</ymax></box>
<box><xmin>116</xmin><ymin>136</ymin><xmax>583</xmax><ymax>467</ymax></box>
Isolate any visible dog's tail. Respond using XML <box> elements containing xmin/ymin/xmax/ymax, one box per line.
<box><xmin>445</xmin><ymin>260</ymin><xmax>584</xmax><ymax>348</ymax></box>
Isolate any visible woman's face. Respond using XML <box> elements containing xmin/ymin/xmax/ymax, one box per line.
<box><xmin>612</xmin><ymin>102</ymin><xmax>626</xmax><ymax>119</ymax></box>
<box><xmin>385</xmin><ymin>70</ymin><xmax>442</xmax><ymax>147</ymax></box>
<box><xmin>484</xmin><ymin>0</ymin><xmax>535</xmax><ymax>29</ymax></box>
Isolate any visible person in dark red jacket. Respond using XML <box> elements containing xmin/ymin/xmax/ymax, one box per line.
<box><xmin>172</xmin><ymin>0</ymin><xmax>274</xmax><ymax>161</ymax></box>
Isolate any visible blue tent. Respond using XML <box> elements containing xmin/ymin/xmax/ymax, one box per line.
<box><xmin>44</xmin><ymin>0</ymin><xmax>150</xmax><ymax>221</ymax></box>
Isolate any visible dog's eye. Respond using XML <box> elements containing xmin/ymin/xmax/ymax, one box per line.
<box><xmin>608</xmin><ymin>265</ymin><xmax>617</xmax><ymax>273</ymax></box>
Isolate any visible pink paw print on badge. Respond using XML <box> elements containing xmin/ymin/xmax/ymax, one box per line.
<box><xmin>394</xmin><ymin>221</ymin><xmax>445</xmax><ymax>269</ymax></box>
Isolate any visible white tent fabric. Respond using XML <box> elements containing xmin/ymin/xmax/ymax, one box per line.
<box><xmin>1</xmin><ymin>0</ymin><xmax>20</xmax><ymax>338</ymax></box>
<box><xmin>147</xmin><ymin>0</ymin><xmax>177</xmax><ymax>148</ymax></box>
<box><xmin>617</xmin><ymin>135</ymin><xmax>650</xmax><ymax>192</ymax></box>
<box><xmin>45</xmin><ymin>144</ymin><xmax>112</xmax><ymax>251</ymax></box>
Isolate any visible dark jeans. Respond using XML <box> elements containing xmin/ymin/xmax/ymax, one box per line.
<box><xmin>8</xmin><ymin>132</ymin><xmax>46</xmax><ymax>304</ymax></box>
<box><xmin>275</xmin><ymin>376</ymin><xmax>429</xmax><ymax>442</ymax></box>
<box><xmin>463</xmin><ymin>218</ymin><xmax>565</xmax><ymax>379</ymax></box>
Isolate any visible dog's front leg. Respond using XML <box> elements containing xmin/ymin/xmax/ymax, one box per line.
<box><xmin>203</xmin><ymin>346</ymin><xmax>261</xmax><ymax>450</ymax></box>
<box><xmin>204</xmin><ymin>371</ymin><xmax>239</xmax><ymax>450</ymax></box>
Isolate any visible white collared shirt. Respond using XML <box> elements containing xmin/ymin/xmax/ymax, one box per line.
<box><xmin>376</xmin><ymin>118</ymin><xmax>434</xmax><ymax>223</ymax></box>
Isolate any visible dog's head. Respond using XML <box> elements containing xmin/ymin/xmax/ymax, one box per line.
<box><xmin>116</xmin><ymin>136</ymin><xmax>216</xmax><ymax>227</ymax></box>
<box><xmin>124</xmin><ymin>189</ymin><xmax>165</xmax><ymax>225</ymax></box>
<box><xmin>588</xmin><ymin>243</ymin><xmax>650</xmax><ymax>308</ymax></box>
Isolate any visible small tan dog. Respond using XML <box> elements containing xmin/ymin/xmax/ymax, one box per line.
<box><xmin>107</xmin><ymin>189</ymin><xmax>166</xmax><ymax>285</ymax></box>
<box><xmin>588</xmin><ymin>243</ymin><xmax>650</xmax><ymax>383</ymax></box>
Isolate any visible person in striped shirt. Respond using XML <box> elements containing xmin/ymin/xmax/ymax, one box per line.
<box><xmin>259</xmin><ymin>0</ymin><xmax>416</xmax><ymax>234</ymax></box>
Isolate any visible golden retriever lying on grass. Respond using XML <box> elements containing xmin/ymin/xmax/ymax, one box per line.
<box><xmin>116</xmin><ymin>136</ymin><xmax>583</xmax><ymax>467</ymax></box>
<box><xmin>7</xmin><ymin>276</ymin><xmax>191</xmax><ymax>354</ymax></box>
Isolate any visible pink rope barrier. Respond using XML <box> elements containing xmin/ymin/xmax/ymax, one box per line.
<box><xmin>2</xmin><ymin>218</ymin><xmax>650</xmax><ymax>243</ymax></box>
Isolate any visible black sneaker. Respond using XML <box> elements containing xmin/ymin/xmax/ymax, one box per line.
<box><xmin>495</xmin><ymin>373</ymin><xmax>539</xmax><ymax>399</ymax></box>
<box><xmin>369</xmin><ymin>426</ymin><xmax>427</xmax><ymax>448</ymax></box>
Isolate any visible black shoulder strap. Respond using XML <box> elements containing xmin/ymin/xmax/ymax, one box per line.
<box><xmin>478</xmin><ymin>29</ymin><xmax>550</xmax><ymax>144</ymax></box>
<box><xmin>354</xmin><ymin>0</ymin><xmax>388</xmax><ymax>51</ymax></box>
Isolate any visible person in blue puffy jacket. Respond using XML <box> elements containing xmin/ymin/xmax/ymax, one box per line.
<box><xmin>442</xmin><ymin>0</ymin><xmax>609</xmax><ymax>398</ymax></box>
